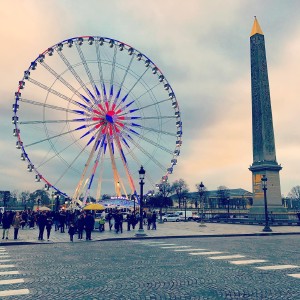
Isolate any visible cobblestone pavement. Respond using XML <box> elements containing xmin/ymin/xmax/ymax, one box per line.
<box><xmin>0</xmin><ymin>235</ymin><xmax>299</xmax><ymax>299</ymax></box>
<box><xmin>1</xmin><ymin>222</ymin><xmax>300</xmax><ymax>245</ymax></box>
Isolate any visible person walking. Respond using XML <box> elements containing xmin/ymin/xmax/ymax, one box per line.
<box><xmin>59</xmin><ymin>211</ymin><xmax>66</xmax><ymax>233</ymax></box>
<box><xmin>53</xmin><ymin>211</ymin><xmax>60</xmax><ymax>231</ymax></box>
<box><xmin>12</xmin><ymin>212</ymin><xmax>22</xmax><ymax>240</ymax></box>
<box><xmin>107</xmin><ymin>212</ymin><xmax>113</xmax><ymax>231</ymax></box>
<box><xmin>147</xmin><ymin>210</ymin><xmax>152</xmax><ymax>230</ymax></box>
<box><xmin>2</xmin><ymin>211</ymin><xmax>11</xmax><ymax>240</ymax></box>
<box><xmin>130</xmin><ymin>213</ymin><xmax>137</xmax><ymax>230</ymax></box>
<box><xmin>151</xmin><ymin>211</ymin><xmax>157</xmax><ymax>230</ymax></box>
<box><xmin>38</xmin><ymin>212</ymin><xmax>47</xmax><ymax>241</ymax></box>
<box><xmin>46</xmin><ymin>214</ymin><xmax>53</xmax><ymax>241</ymax></box>
<box><xmin>68</xmin><ymin>223</ymin><xmax>75</xmax><ymax>242</ymax></box>
<box><xmin>84</xmin><ymin>212</ymin><xmax>94</xmax><ymax>240</ymax></box>
<box><xmin>76</xmin><ymin>214</ymin><xmax>84</xmax><ymax>240</ymax></box>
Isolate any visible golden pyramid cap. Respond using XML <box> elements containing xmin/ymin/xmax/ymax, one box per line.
<box><xmin>250</xmin><ymin>17</ymin><xmax>264</xmax><ymax>36</ymax></box>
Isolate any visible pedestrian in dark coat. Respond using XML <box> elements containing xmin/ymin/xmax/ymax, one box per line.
<box><xmin>76</xmin><ymin>214</ymin><xmax>84</xmax><ymax>240</ymax></box>
<box><xmin>84</xmin><ymin>213</ymin><xmax>94</xmax><ymax>240</ymax></box>
<box><xmin>38</xmin><ymin>212</ymin><xmax>47</xmax><ymax>241</ymax></box>
<box><xmin>46</xmin><ymin>215</ymin><xmax>53</xmax><ymax>241</ymax></box>
<box><xmin>68</xmin><ymin>223</ymin><xmax>75</xmax><ymax>242</ymax></box>
<box><xmin>106</xmin><ymin>212</ymin><xmax>113</xmax><ymax>230</ymax></box>
<box><xmin>2</xmin><ymin>211</ymin><xmax>11</xmax><ymax>240</ymax></box>
<box><xmin>59</xmin><ymin>211</ymin><xmax>66</xmax><ymax>233</ymax></box>
<box><xmin>151</xmin><ymin>211</ymin><xmax>157</xmax><ymax>230</ymax></box>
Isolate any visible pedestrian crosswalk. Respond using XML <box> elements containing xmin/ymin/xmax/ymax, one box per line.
<box><xmin>0</xmin><ymin>247</ymin><xmax>30</xmax><ymax>297</ymax></box>
<box><xmin>136</xmin><ymin>240</ymin><xmax>300</xmax><ymax>280</ymax></box>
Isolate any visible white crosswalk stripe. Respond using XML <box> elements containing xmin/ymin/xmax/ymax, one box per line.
<box><xmin>255</xmin><ymin>265</ymin><xmax>299</xmax><ymax>270</ymax></box>
<box><xmin>209</xmin><ymin>255</ymin><xmax>245</xmax><ymax>260</ymax></box>
<box><xmin>147</xmin><ymin>243</ymin><xmax>177</xmax><ymax>246</ymax></box>
<box><xmin>173</xmin><ymin>248</ymin><xmax>207</xmax><ymax>252</ymax></box>
<box><xmin>189</xmin><ymin>251</ymin><xmax>224</xmax><ymax>256</ymax></box>
<box><xmin>0</xmin><ymin>278</ymin><xmax>24</xmax><ymax>285</ymax></box>
<box><xmin>160</xmin><ymin>246</ymin><xmax>191</xmax><ymax>249</ymax></box>
<box><xmin>0</xmin><ymin>271</ymin><xmax>19</xmax><ymax>275</ymax></box>
<box><xmin>230</xmin><ymin>260</ymin><xmax>267</xmax><ymax>265</ymax></box>
<box><xmin>0</xmin><ymin>289</ymin><xmax>30</xmax><ymax>297</ymax></box>
<box><xmin>287</xmin><ymin>273</ymin><xmax>300</xmax><ymax>279</ymax></box>
<box><xmin>0</xmin><ymin>265</ymin><xmax>15</xmax><ymax>269</ymax></box>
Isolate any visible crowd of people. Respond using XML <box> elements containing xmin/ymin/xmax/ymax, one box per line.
<box><xmin>0</xmin><ymin>208</ymin><xmax>158</xmax><ymax>242</ymax></box>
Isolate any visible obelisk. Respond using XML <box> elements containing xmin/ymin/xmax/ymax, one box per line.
<box><xmin>249</xmin><ymin>18</ymin><xmax>283</xmax><ymax>210</ymax></box>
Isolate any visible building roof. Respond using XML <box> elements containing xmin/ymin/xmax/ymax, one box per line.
<box><xmin>250</xmin><ymin>17</ymin><xmax>264</xmax><ymax>37</ymax></box>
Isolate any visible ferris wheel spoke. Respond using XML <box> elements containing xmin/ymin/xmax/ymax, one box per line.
<box><xmin>40</xmin><ymin>61</ymin><xmax>94</xmax><ymax>107</ymax></box>
<box><xmin>123</xmin><ymin>115</ymin><xmax>175</xmax><ymax>121</ymax></box>
<box><xmin>74</xmin><ymin>43</ymin><xmax>99</xmax><ymax>102</ymax></box>
<box><xmin>122</xmin><ymin>127</ymin><xmax>173</xmax><ymax>155</ymax></box>
<box><xmin>37</xmin><ymin>134</ymin><xmax>88</xmax><ymax>169</ymax></box>
<box><xmin>53</xmin><ymin>138</ymin><xmax>98</xmax><ymax>187</ymax></box>
<box><xmin>56</xmin><ymin>49</ymin><xmax>96</xmax><ymax>104</ymax></box>
<box><xmin>125</xmin><ymin>136</ymin><xmax>166</xmax><ymax>172</ymax></box>
<box><xmin>24</xmin><ymin>122</ymin><xmax>98</xmax><ymax>148</ymax></box>
<box><xmin>115</xmin><ymin>67</ymin><xmax>149</xmax><ymax>110</ymax></box>
<box><xmin>27</xmin><ymin>78</ymin><xmax>91</xmax><ymax>114</ymax></box>
<box><xmin>112</xmin><ymin>54</ymin><xmax>135</xmax><ymax>106</ymax></box>
<box><xmin>20</xmin><ymin>118</ymin><xmax>92</xmax><ymax>125</ymax></box>
<box><xmin>119</xmin><ymin>98</ymin><xmax>170</xmax><ymax>117</ymax></box>
<box><xmin>19</xmin><ymin>97</ymin><xmax>91</xmax><ymax>117</ymax></box>
<box><xmin>134</xmin><ymin>81</ymin><xmax>161</xmax><ymax>102</ymax></box>
<box><xmin>108</xmin><ymin>46</ymin><xmax>118</xmax><ymax>102</ymax></box>
<box><xmin>95</xmin><ymin>42</ymin><xmax>106</xmax><ymax>101</ymax></box>
<box><xmin>124</xmin><ymin>122</ymin><xmax>176</xmax><ymax>137</ymax></box>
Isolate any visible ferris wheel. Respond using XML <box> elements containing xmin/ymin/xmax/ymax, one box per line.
<box><xmin>12</xmin><ymin>36</ymin><xmax>182</xmax><ymax>204</ymax></box>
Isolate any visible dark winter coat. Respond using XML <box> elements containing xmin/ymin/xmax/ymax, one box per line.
<box><xmin>84</xmin><ymin>215</ymin><xmax>95</xmax><ymax>230</ymax></box>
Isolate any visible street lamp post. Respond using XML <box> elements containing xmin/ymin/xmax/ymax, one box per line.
<box><xmin>136</xmin><ymin>166</ymin><xmax>147</xmax><ymax>236</ymax></box>
<box><xmin>184</xmin><ymin>197</ymin><xmax>187</xmax><ymax>222</ymax></box>
<box><xmin>37</xmin><ymin>198</ymin><xmax>41</xmax><ymax>211</ymax></box>
<box><xmin>55</xmin><ymin>195</ymin><xmax>60</xmax><ymax>212</ymax></box>
<box><xmin>261</xmin><ymin>175</ymin><xmax>272</xmax><ymax>232</ymax></box>
<box><xmin>199</xmin><ymin>182</ymin><xmax>206</xmax><ymax>227</ymax></box>
<box><xmin>227</xmin><ymin>197</ymin><xmax>230</xmax><ymax>221</ymax></box>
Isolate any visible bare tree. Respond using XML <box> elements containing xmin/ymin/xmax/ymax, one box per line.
<box><xmin>156</xmin><ymin>182</ymin><xmax>173</xmax><ymax>222</ymax></box>
<box><xmin>171</xmin><ymin>179</ymin><xmax>189</xmax><ymax>208</ymax></box>
<box><xmin>217</xmin><ymin>186</ymin><xmax>230</xmax><ymax>209</ymax></box>
<box><xmin>288</xmin><ymin>186</ymin><xmax>300</xmax><ymax>209</ymax></box>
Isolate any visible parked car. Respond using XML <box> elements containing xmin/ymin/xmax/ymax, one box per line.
<box><xmin>163</xmin><ymin>214</ymin><xmax>180</xmax><ymax>222</ymax></box>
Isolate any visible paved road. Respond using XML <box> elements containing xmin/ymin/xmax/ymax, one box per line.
<box><xmin>0</xmin><ymin>235</ymin><xmax>299</xmax><ymax>299</ymax></box>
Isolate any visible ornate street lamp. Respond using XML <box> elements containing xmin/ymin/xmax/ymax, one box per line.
<box><xmin>37</xmin><ymin>198</ymin><xmax>41</xmax><ymax>211</ymax></box>
<box><xmin>183</xmin><ymin>197</ymin><xmax>187</xmax><ymax>222</ymax></box>
<box><xmin>136</xmin><ymin>166</ymin><xmax>147</xmax><ymax>236</ymax></box>
<box><xmin>199</xmin><ymin>182</ymin><xmax>206</xmax><ymax>227</ymax></box>
<box><xmin>261</xmin><ymin>175</ymin><xmax>272</xmax><ymax>232</ymax></box>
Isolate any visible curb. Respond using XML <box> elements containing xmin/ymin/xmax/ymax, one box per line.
<box><xmin>1</xmin><ymin>231</ymin><xmax>300</xmax><ymax>246</ymax></box>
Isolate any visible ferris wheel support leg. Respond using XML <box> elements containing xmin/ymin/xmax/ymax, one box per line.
<box><xmin>72</xmin><ymin>131</ymin><xmax>103</xmax><ymax>204</ymax></box>
<box><xmin>115</xmin><ymin>135</ymin><xmax>136</xmax><ymax>194</ymax></box>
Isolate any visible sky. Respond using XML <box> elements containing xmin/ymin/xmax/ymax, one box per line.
<box><xmin>1</xmin><ymin>0</ymin><xmax>300</xmax><ymax>198</ymax></box>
